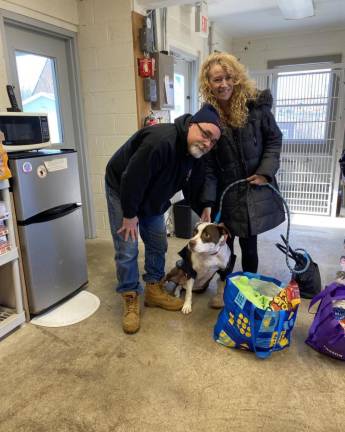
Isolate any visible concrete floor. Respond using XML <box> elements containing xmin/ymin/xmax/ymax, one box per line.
<box><xmin>0</xmin><ymin>222</ymin><xmax>344</xmax><ymax>432</ymax></box>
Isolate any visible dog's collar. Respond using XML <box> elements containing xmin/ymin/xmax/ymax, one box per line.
<box><xmin>190</xmin><ymin>248</ymin><xmax>220</xmax><ymax>256</ymax></box>
<box><xmin>210</xmin><ymin>243</ymin><xmax>224</xmax><ymax>255</ymax></box>
<box><xmin>209</xmin><ymin>250</ymin><xmax>220</xmax><ymax>256</ymax></box>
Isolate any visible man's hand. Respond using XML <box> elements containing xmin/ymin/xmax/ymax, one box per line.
<box><xmin>200</xmin><ymin>207</ymin><xmax>212</xmax><ymax>222</ymax></box>
<box><xmin>246</xmin><ymin>174</ymin><xmax>268</xmax><ymax>185</ymax></box>
<box><xmin>117</xmin><ymin>216</ymin><xmax>139</xmax><ymax>241</ymax></box>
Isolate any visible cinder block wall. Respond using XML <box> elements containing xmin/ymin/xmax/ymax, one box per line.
<box><xmin>78</xmin><ymin>0</ymin><xmax>137</xmax><ymax>239</ymax></box>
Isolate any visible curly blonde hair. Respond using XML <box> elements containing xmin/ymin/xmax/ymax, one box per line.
<box><xmin>199</xmin><ymin>52</ymin><xmax>257</xmax><ymax>128</ymax></box>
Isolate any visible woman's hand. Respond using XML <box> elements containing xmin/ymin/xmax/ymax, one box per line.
<box><xmin>117</xmin><ymin>216</ymin><xmax>139</xmax><ymax>241</ymax></box>
<box><xmin>200</xmin><ymin>207</ymin><xmax>212</xmax><ymax>222</ymax></box>
<box><xmin>246</xmin><ymin>174</ymin><xmax>268</xmax><ymax>185</ymax></box>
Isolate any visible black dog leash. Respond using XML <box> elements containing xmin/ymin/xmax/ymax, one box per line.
<box><xmin>213</xmin><ymin>179</ymin><xmax>310</xmax><ymax>275</ymax></box>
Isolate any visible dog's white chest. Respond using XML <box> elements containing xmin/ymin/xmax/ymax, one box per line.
<box><xmin>191</xmin><ymin>246</ymin><xmax>230</xmax><ymax>289</ymax></box>
<box><xmin>192</xmin><ymin>253</ymin><xmax>220</xmax><ymax>274</ymax></box>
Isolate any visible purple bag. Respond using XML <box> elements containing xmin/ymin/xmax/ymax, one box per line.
<box><xmin>305</xmin><ymin>282</ymin><xmax>345</xmax><ymax>360</ymax></box>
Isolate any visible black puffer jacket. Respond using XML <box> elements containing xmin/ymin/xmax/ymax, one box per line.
<box><xmin>201</xmin><ymin>89</ymin><xmax>285</xmax><ymax>237</ymax></box>
<box><xmin>105</xmin><ymin>114</ymin><xmax>197</xmax><ymax>218</ymax></box>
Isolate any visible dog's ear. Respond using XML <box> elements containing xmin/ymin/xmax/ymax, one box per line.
<box><xmin>217</xmin><ymin>223</ymin><xmax>231</xmax><ymax>243</ymax></box>
<box><xmin>191</xmin><ymin>221</ymin><xmax>203</xmax><ymax>236</ymax></box>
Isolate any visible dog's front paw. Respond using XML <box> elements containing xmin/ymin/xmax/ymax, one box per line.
<box><xmin>182</xmin><ymin>302</ymin><xmax>192</xmax><ymax>314</ymax></box>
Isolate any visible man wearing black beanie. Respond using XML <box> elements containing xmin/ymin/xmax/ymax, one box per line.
<box><xmin>105</xmin><ymin>104</ymin><xmax>221</xmax><ymax>334</ymax></box>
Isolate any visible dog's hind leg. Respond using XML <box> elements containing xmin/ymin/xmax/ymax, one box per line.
<box><xmin>209</xmin><ymin>275</ymin><xmax>225</xmax><ymax>309</ymax></box>
<box><xmin>174</xmin><ymin>285</ymin><xmax>182</xmax><ymax>297</ymax></box>
<box><xmin>182</xmin><ymin>278</ymin><xmax>194</xmax><ymax>314</ymax></box>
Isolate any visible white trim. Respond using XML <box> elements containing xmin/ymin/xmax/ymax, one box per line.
<box><xmin>330</xmin><ymin>68</ymin><xmax>345</xmax><ymax>217</ymax></box>
<box><xmin>169</xmin><ymin>46</ymin><xmax>199</xmax><ymax>114</ymax></box>
<box><xmin>67</xmin><ymin>36</ymin><xmax>96</xmax><ymax>239</ymax></box>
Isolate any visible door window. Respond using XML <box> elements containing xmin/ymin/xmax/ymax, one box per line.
<box><xmin>275</xmin><ymin>69</ymin><xmax>331</xmax><ymax>142</ymax></box>
<box><xmin>170</xmin><ymin>73</ymin><xmax>185</xmax><ymax>122</ymax></box>
<box><xmin>15</xmin><ymin>51</ymin><xmax>62</xmax><ymax>144</ymax></box>
<box><xmin>170</xmin><ymin>56</ymin><xmax>193</xmax><ymax>122</ymax></box>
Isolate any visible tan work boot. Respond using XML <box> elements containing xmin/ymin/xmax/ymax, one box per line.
<box><xmin>122</xmin><ymin>291</ymin><xmax>140</xmax><ymax>334</ymax></box>
<box><xmin>209</xmin><ymin>280</ymin><xmax>225</xmax><ymax>309</ymax></box>
<box><xmin>144</xmin><ymin>281</ymin><xmax>183</xmax><ymax>311</ymax></box>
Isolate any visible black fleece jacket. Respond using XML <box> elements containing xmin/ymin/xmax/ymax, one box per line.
<box><xmin>105</xmin><ymin>115</ymin><xmax>197</xmax><ymax>218</ymax></box>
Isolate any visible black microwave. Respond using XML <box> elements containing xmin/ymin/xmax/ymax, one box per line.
<box><xmin>0</xmin><ymin>112</ymin><xmax>50</xmax><ymax>152</ymax></box>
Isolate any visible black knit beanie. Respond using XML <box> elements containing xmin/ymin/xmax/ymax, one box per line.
<box><xmin>190</xmin><ymin>103</ymin><xmax>221</xmax><ymax>130</ymax></box>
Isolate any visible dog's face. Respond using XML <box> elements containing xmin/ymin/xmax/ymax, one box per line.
<box><xmin>188</xmin><ymin>222</ymin><xmax>229</xmax><ymax>254</ymax></box>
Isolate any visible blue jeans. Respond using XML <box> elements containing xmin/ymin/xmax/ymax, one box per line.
<box><xmin>105</xmin><ymin>182</ymin><xmax>168</xmax><ymax>294</ymax></box>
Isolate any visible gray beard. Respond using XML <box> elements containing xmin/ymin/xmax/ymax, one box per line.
<box><xmin>189</xmin><ymin>144</ymin><xmax>205</xmax><ymax>159</ymax></box>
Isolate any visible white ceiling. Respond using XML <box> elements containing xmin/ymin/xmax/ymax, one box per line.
<box><xmin>136</xmin><ymin>0</ymin><xmax>345</xmax><ymax>38</ymax></box>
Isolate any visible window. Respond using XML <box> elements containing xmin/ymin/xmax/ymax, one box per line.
<box><xmin>275</xmin><ymin>68</ymin><xmax>331</xmax><ymax>143</ymax></box>
<box><xmin>170</xmin><ymin>73</ymin><xmax>185</xmax><ymax>122</ymax></box>
<box><xmin>15</xmin><ymin>51</ymin><xmax>62</xmax><ymax>143</ymax></box>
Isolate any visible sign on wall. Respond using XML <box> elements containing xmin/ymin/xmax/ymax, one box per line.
<box><xmin>195</xmin><ymin>1</ymin><xmax>208</xmax><ymax>37</ymax></box>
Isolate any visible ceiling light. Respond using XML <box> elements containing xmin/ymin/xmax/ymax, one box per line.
<box><xmin>277</xmin><ymin>0</ymin><xmax>314</xmax><ymax>20</ymax></box>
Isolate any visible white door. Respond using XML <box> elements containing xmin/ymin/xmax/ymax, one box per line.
<box><xmin>4</xmin><ymin>21</ymin><xmax>94</xmax><ymax>236</ymax></box>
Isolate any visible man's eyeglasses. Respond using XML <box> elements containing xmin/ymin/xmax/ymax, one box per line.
<box><xmin>195</xmin><ymin>123</ymin><xmax>219</xmax><ymax>146</ymax></box>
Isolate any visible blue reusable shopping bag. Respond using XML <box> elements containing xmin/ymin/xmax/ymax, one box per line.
<box><xmin>214</xmin><ymin>272</ymin><xmax>300</xmax><ymax>359</ymax></box>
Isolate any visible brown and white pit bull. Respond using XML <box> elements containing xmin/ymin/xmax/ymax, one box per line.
<box><xmin>165</xmin><ymin>222</ymin><xmax>234</xmax><ymax>314</ymax></box>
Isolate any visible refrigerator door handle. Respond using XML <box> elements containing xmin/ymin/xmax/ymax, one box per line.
<box><xmin>18</xmin><ymin>203</ymin><xmax>82</xmax><ymax>226</ymax></box>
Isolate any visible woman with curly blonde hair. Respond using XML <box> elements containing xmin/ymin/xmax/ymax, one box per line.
<box><xmin>199</xmin><ymin>52</ymin><xmax>257</xmax><ymax>128</ymax></box>
<box><xmin>198</xmin><ymin>52</ymin><xmax>285</xmax><ymax>308</ymax></box>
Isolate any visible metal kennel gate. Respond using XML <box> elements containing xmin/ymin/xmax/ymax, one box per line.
<box><xmin>252</xmin><ymin>64</ymin><xmax>345</xmax><ymax>216</ymax></box>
